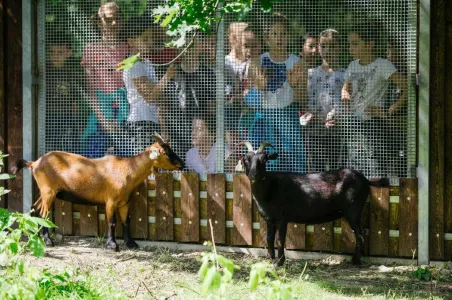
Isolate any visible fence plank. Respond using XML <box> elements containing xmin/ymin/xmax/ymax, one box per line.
<box><xmin>79</xmin><ymin>205</ymin><xmax>98</xmax><ymax>236</ymax></box>
<box><xmin>54</xmin><ymin>200</ymin><xmax>72</xmax><ymax>235</ymax></box>
<box><xmin>232</xmin><ymin>174</ymin><xmax>252</xmax><ymax>246</ymax></box>
<box><xmin>5</xmin><ymin>0</ymin><xmax>22</xmax><ymax>213</ymax></box>
<box><xmin>430</xmin><ymin>0</ymin><xmax>447</xmax><ymax>261</ymax></box>
<box><xmin>444</xmin><ymin>18</ymin><xmax>452</xmax><ymax>261</ymax></box>
<box><xmin>180</xmin><ymin>173</ymin><xmax>200</xmax><ymax>242</ymax></box>
<box><xmin>312</xmin><ymin>223</ymin><xmax>333</xmax><ymax>251</ymax></box>
<box><xmin>369</xmin><ymin>185</ymin><xmax>390</xmax><ymax>256</ymax></box>
<box><xmin>399</xmin><ymin>178</ymin><xmax>418</xmax><ymax>257</ymax></box>
<box><xmin>285</xmin><ymin>223</ymin><xmax>305</xmax><ymax>250</ymax></box>
<box><xmin>389</xmin><ymin>202</ymin><xmax>399</xmax><ymax>257</ymax></box>
<box><xmin>341</xmin><ymin>218</ymin><xmax>355</xmax><ymax>254</ymax></box>
<box><xmin>98</xmin><ymin>206</ymin><xmax>106</xmax><ymax>238</ymax></box>
<box><xmin>155</xmin><ymin>173</ymin><xmax>174</xmax><ymax>241</ymax></box>
<box><xmin>129</xmin><ymin>181</ymin><xmax>148</xmax><ymax>239</ymax></box>
<box><xmin>207</xmin><ymin>174</ymin><xmax>226</xmax><ymax>244</ymax></box>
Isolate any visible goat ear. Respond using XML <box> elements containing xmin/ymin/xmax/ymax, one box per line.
<box><xmin>266</xmin><ymin>153</ymin><xmax>278</xmax><ymax>160</ymax></box>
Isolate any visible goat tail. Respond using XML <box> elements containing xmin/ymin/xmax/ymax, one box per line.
<box><xmin>368</xmin><ymin>178</ymin><xmax>390</xmax><ymax>187</ymax></box>
<box><xmin>11</xmin><ymin>159</ymin><xmax>34</xmax><ymax>175</ymax></box>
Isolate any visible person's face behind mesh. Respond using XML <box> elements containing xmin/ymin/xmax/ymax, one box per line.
<box><xmin>241</xmin><ymin>31</ymin><xmax>260</xmax><ymax>61</ymax></box>
<box><xmin>98</xmin><ymin>6</ymin><xmax>122</xmax><ymax>35</ymax></box>
<box><xmin>267</xmin><ymin>23</ymin><xmax>289</xmax><ymax>53</ymax></box>
<box><xmin>128</xmin><ymin>29</ymin><xmax>156</xmax><ymax>55</ymax></box>
<box><xmin>191</xmin><ymin>119</ymin><xmax>213</xmax><ymax>148</ymax></box>
<box><xmin>301</xmin><ymin>37</ymin><xmax>318</xmax><ymax>66</ymax></box>
<box><xmin>348</xmin><ymin>32</ymin><xmax>374</xmax><ymax>61</ymax></box>
<box><xmin>319</xmin><ymin>36</ymin><xmax>341</xmax><ymax>63</ymax></box>
<box><xmin>48</xmin><ymin>45</ymin><xmax>72</xmax><ymax>68</ymax></box>
<box><xmin>202</xmin><ymin>35</ymin><xmax>216</xmax><ymax>63</ymax></box>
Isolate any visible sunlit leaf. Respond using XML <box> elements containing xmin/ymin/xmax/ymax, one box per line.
<box><xmin>30</xmin><ymin>216</ymin><xmax>56</xmax><ymax>228</ymax></box>
<box><xmin>29</xmin><ymin>235</ymin><xmax>46</xmax><ymax>257</ymax></box>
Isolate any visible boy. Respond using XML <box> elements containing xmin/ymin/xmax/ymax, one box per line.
<box><xmin>123</xmin><ymin>16</ymin><xmax>177</xmax><ymax>155</ymax></box>
<box><xmin>46</xmin><ymin>32</ymin><xmax>82</xmax><ymax>154</ymax></box>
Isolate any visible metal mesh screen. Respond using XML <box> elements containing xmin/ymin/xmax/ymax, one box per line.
<box><xmin>39</xmin><ymin>0</ymin><xmax>417</xmax><ymax>181</ymax></box>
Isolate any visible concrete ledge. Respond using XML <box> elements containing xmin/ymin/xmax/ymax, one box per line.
<box><xmin>132</xmin><ymin>240</ymin><xmax>420</xmax><ymax>266</ymax></box>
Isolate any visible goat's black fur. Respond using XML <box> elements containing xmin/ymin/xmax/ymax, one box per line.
<box><xmin>239</xmin><ymin>143</ymin><xmax>389</xmax><ymax>266</ymax></box>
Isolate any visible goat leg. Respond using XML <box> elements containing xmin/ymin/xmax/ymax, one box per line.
<box><xmin>266</xmin><ymin>221</ymin><xmax>277</xmax><ymax>260</ymax></box>
<box><xmin>123</xmin><ymin>214</ymin><xmax>139</xmax><ymax>249</ymax></box>
<box><xmin>274</xmin><ymin>221</ymin><xmax>287</xmax><ymax>267</ymax></box>
<box><xmin>105</xmin><ymin>211</ymin><xmax>119</xmax><ymax>252</ymax></box>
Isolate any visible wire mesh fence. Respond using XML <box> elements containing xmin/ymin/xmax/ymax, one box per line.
<box><xmin>38</xmin><ymin>0</ymin><xmax>417</xmax><ymax>181</ymax></box>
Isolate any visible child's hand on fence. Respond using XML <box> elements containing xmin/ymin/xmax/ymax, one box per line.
<box><xmin>165</xmin><ymin>64</ymin><xmax>178</xmax><ymax>80</ymax></box>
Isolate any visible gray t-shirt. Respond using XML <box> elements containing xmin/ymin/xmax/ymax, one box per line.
<box><xmin>308</xmin><ymin>66</ymin><xmax>345</xmax><ymax>120</ymax></box>
<box><xmin>344</xmin><ymin>58</ymin><xmax>397</xmax><ymax>120</ymax></box>
<box><xmin>123</xmin><ymin>60</ymin><xmax>159</xmax><ymax>123</ymax></box>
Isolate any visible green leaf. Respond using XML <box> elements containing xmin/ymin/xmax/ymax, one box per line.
<box><xmin>0</xmin><ymin>173</ymin><xmax>15</xmax><ymax>180</ymax></box>
<box><xmin>202</xmin><ymin>266</ymin><xmax>221</xmax><ymax>293</ymax></box>
<box><xmin>249</xmin><ymin>269</ymin><xmax>259</xmax><ymax>291</ymax></box>
<box><xmin>9</xmin><ymin>242</ymin><xmax>19</xmax><ymax>254</ymax></box>
<box><xmin>29</xmin><ymin>234</ymin><xmax>46</xmax><ymax>257</ymax></box>
<box><xmin>30</xmin><ymin>216</ymin><xmax>56</xmax><ymax>228</ymax></box>
<box><xmin>198</xmin><ymin>257</ymin><xmax>210</xmax><ymax>280</ymax></box>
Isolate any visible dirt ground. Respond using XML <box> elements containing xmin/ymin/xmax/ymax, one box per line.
<box><xmin>25</xmin><ymin>236</ymin><xmax>452</xmax><ymax>299</ymax></box>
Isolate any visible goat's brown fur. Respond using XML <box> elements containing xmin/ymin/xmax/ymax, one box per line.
<box><xmin>14</xmin><ymin>138</ymin><xmax>184</xmax><ymax>250</ymax></box>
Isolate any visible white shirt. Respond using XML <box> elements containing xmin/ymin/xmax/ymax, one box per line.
<box><xmin>308</xmin><ymin>66</ymin><xmax>346</xmax><ymax>119</ymax></box>
<box><xmin>260</xmin><ymin>52</ymin><xmax>300</xmax><ymax>109</ymax></box>
<box><xmin>344</xmin><ymin>58</ymin><xmax>397</xmax><ymax>120</ymax></box>
<box><xmin>123</xmin><ymin>60</ymin><xmax>159</xmax><ymax>123</ymax></box>
<box><xmin>186</xmin><ymin>143</ymin><xmax>231</xmax><ymax>177</ymax></box>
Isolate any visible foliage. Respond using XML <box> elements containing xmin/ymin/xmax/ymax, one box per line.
<box><xmin>249</xmin><ymin>262</ymin><xmax>294</xmax><ymax>299</ymax></box>
<box><xmin>198</xmin><ymin>241</ymin><xmax>241</xmax><ymax>297</ymax></box>
<box><xmin>412</xmin><ymin>266</ymin><xmax>433</xmax><ymax>281</ymax></box>
<box><xmin>198</xmin><ymin>241</ymin><xmax>295</xmax><ymax>299</ymax></box>
<box><xmin>153</xmin><ymin>0</ymin><xmax>280</xmax><ymax>47</ymax></box>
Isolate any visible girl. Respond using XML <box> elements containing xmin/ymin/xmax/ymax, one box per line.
<box><xmin>299</xmin><ymin>32</ymin><xmax>319</xmax><ymax>69</ymax></box>
<box><xmin>341</xmin><ymin>22</ymin><xmax>407</xmax><ymax>177</ymax></box>
<box><xmin>81</xmin><ymin>2</ymin><xmax>130</xmax><ymax>157</ymax></box>
<box><xmin>186</xmin><ymin>114</ymin><xmax>232</xmax><ymax>177</ymax></box>
<box><xmin>305</xmin><ymin>29</ymin><xmax>346</xmax><ymax>172</ymax></box>
<box><xmin>245</xmin><ymin>14</ymin><xmax>306</xmax><ymax>172</ymax></box>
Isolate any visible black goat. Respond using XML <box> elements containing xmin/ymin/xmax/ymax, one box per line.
<box><xmin>237</xmin><ymin>141</ymin><xmax>389</xmax><ymax>266</ymax></box>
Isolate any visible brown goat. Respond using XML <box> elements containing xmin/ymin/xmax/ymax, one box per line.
<box><xmin>12</xmin><ymin>133</ymin><xmax>185</xmax><ymax>251</ymax></box>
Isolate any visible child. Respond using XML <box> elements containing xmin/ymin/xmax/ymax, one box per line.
<box><xmin>245</xmin><ymin>14</ymin><xmax>306</xmax><ymax>172</ymax></box>
<box><xmin>299</xmin><ymin>32</ymin><xmax>319</xmax><ymax>69</ymax></box>
<box><xmin>186</xmin><ymin>114</ymin><xmax>232</xmax><ymax>177</ymax></box>
<box><xmin>81</xmin><ymin>1</ymin><xmax>130</xmax><ymax>158</ymax></box>
<box><xmin>162</xmin><ymin>35</ymin><xmax>217</xmax><ymax>160</ymax></box>
<box><xmin>45</xmin><ymin>32</ymin><xmax>82</xmax><ymax>154</ymax></box>
<box><xmin>123</xmin><ymin>17</ymin><xmax>177</xmax><ymax>155</ymax></box>
<box><xmin>305</xmin><ymin>29</ymin><xmax>345</xmax><ymax>171</ymax></box>
<box><xmin>341</xmin><ymin>22</ymin><xmax>407</xmax><ymax>177</ymax></box>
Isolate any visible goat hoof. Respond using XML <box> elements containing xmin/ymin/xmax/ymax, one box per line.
<box><xmin>273</xmin><ymin>258</ymin><xmax>285</xmax><ymax>268</ymax></box>
<box><xmin>124</xmin><ymin>240</ymin><xmax>139</xmax><ymax>249</ymax></box>
<box><xmin>44</xmin><ymin>238</ymin><xmax>54</xmax><ymax>247</ymax></box>
<box><xmin>106</xmin><ymin>240</ymin><xmax>119</xmax><ymax>252</ymax></box>
<box><xmin>352</xmin><ymin>256</ymin><xmax>362</xmax><ymax>265</ymax></box>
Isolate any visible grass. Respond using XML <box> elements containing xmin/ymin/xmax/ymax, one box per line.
<box><xmin>25</xmin><ymin>237</ymin><xmax>452</xmax><ymax>299</ymax></box>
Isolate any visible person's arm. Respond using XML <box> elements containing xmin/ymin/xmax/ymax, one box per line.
<box><xmin>133</xmin><ymin>64</ymin><xmax>177</xmax><ymax>105</ymax></box>
<box><xmin>388</xmin><ymin>72</ymin><xmax>407</xmax><ymax>114</ymax></box>
<box><xmin>341</xmin><ymin>81</ymin><xmax>352</xmax><ymax>104</ymax></box>
<box><xmin>292</xmin><ymin>62</ymin><xmax>308</xmax><ymax>111</ymax></box>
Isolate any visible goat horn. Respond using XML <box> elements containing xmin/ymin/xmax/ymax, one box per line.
<box><xmin>152</xmin><ymin>132</ymin><xmax>166</xmax><ymax>145</ymax></box>
<box><xmin>236</xmin><ymin>141</ymin><xmax>254</xmax><ymax>153</ymax></box>
<box><xmin>258</xmin><ymin>141</ymin><xmax>274</xmax><ymax>153</ymax></box>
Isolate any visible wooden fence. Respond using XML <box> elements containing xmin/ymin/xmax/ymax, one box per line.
<box><xmin>50</xmin><ymin>173</ymin><xmax>423</xmax><ymax>258</ymax></box>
